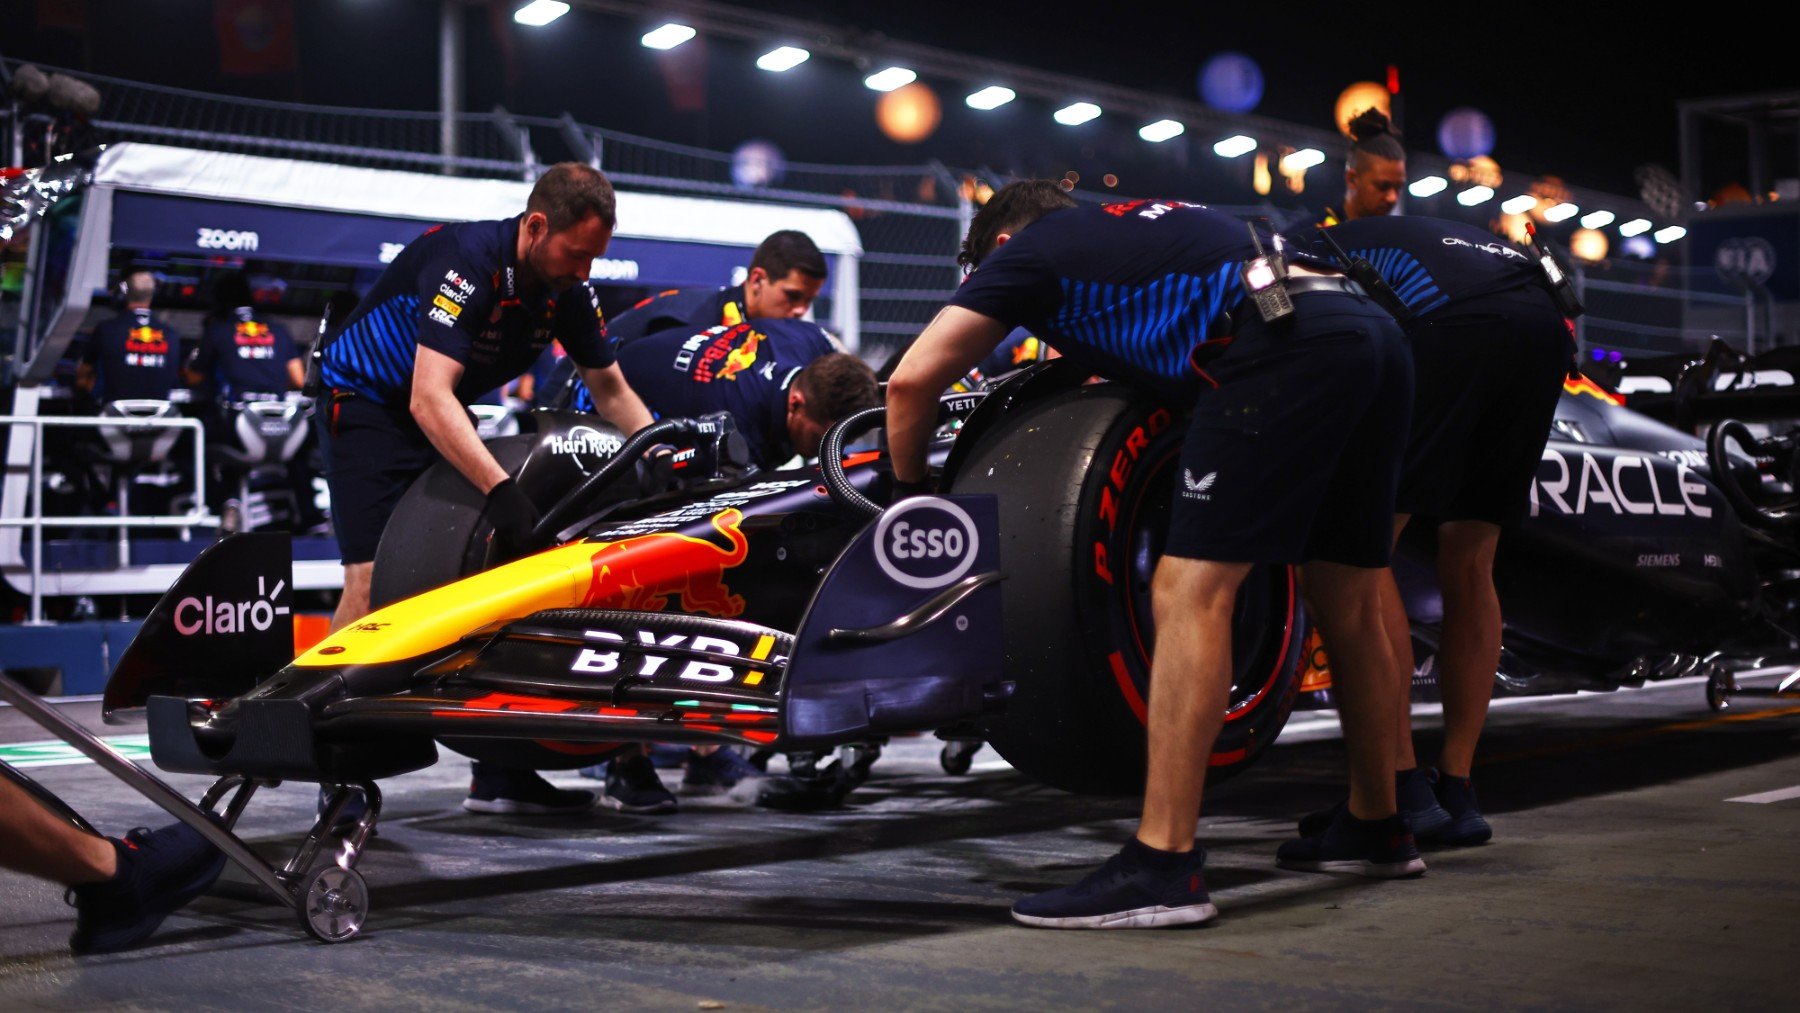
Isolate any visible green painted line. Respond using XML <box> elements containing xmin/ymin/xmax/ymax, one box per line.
<box><xmin>0</xmin><ymin>735</ymin><xmax>152</xmax><ymax>769</ymax></box>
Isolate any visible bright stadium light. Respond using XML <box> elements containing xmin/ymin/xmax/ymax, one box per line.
<box><xmin>1053</xmin><ymin>102</ymin><xmax>1101</xmax><ymax>126</ymax></box>
<box><xmin>1654</xmin><ymin>225</ymin><xmax>1688</xmax><ymax>243</ymax></box>
<box><xmin>965</xmin><ymin>86</ymin><xmax>1017</xmax><ymax>110</ymax></box>
<box><xmin>1409</xmin><ymin>176</ymin><xmax>1448</xmax><ymax>197</ymax></box>
<box><xmin>1213</xmin><ymin>134</ymin><xmax>1256</xmax><ymax>158</ymax></box>
<box><xmin>1139</xmin><ymin>119</ymin><xmax>1184</xmax><ymax>143</ymax></box>
<box><xmin>1619</xmin><ymin>218</ymin><xmax>1653</xmax><ymax>237</ymax></box>
<box><xmin>1501</xmin><ymin>194</ymin><xmax>1538</xmax><ymax>215</ymax></box>
<box><xmin>863</xmin><ymin>67</ymin><xmax>917</xmax><ymax>92</ymax></box>
<box><xmin>1545</xmin><ymin>202</ymin><xmax>1580</xmax><ymax>222</ymax></box>
<box><xmin>640</xmin><ymin>23</ymin><xmax>696</xmax><ymax>50</ymax></box>
<box><xmin>756</xmin><ymin>46</ymin><xmax>810</xmax><ymax>72</ymax></box>
<box><xmin>1281</xmin><ymin>148</ymin><xmax>1325</xmax><ymax>171</ymax></box>
<box><xmin>513</xmin><ymin>1</ymin><xmax>569</xmax><ymax>26</ymax></box>
<box><xmin>1581</xmin><ymin>210</ymin><xmax>1616</xmax><ymax>229</ymax></box>
<box><xmin>1457</xmin><ymin>185</ymin><xmax>1495</xmax><ymax>206</ymax></box>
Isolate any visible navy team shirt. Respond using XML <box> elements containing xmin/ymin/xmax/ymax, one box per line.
<box><xmin>1315</xmin><ymin>216</ymin><xmax>1541</xmax><ymax>317</ymax></box>
<box><xmin>321</xmin><ymin>216</ymin><xmax>615</xmax><ymax>407</ymax></box>
<box><xmin>606</xmin><ymin>284</ymin><xmax>747</xmax><ymax>347</ymax></box>
<box><xmin>190</xmin><ymin>306</ymin><xmax>299</xmax><ymax>398</ymax></box>
<box><xmin>577</xmin><ymin>317</ymin><xmax>838</xmax><ymax>468</ymax></box>
<box><xmin>83</xmin><ymin>308</ymin><xmax>185</xmax><ymax>401</ymax></box>
<box><xmin>949</xmin><ymin>201</ymin><xmax>1329</xmax><ymax>401</ymax></box>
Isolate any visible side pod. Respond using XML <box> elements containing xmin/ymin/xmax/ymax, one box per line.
<box><xmin>780</xmin><ymin>494</ymin><xmax>1011</xmax><ymax>750</ymax></box>
<box><xmin>103</xmin><ymin>533</ymin><xmax>295</xmax><ymax>721</ymax></box>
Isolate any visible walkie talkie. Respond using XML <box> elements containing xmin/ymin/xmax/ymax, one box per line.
<box><xmin>1316</xmin><ymin>227</ymin><xmax>1415</xmax><ymax>323</ymax></box>
<box><xmin>1240</xmin><ymin>223</ymin><xmax>1294</xmax><ymax>323</ymax></box>
<box><xmin>1522</xmin><ymin>221</ymin><xmax>1585</xmax><ymax>319</ymax></box>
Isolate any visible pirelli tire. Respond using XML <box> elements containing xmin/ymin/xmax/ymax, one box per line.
<box><xmin>949</xmin><ymin>385</ymin><xmax>1307</xmax><ymax>794</ymax></box>
<box><xmin>369</xmin><ymin>435</ymin><xmax>535</xmax><ymax>610</ymax></box>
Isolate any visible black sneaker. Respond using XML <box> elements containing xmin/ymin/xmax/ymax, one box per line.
<box><xmin>681</xmin><ymin>747</ymin><xmax>767</xmax><ymax>797</ymax></box>
<box><xmin>1296</xmin><ymin>768</ymin><xmax>1454</xmax><ymax>839</ymax></box>
<box><xmin>1431</xmin><ymin>769</ymin><xmax>1493</xmax><ymax>846</ymax></box>
<box><xmin>599</xmin><ymin>753</ymin><xmax>679</xmax><ymax>813</ymax></box>
<box><xmin>1011</xmin><ymin>839</ymin><xmax>1217</xmax><ymax>929</ymax></box>
<box><xmin>1277</xmin><ymin>810</ymin><xmax>1427</xmax><ymax>878</ymax></box>
<box><xmin>462</xmin><ymin>763</ymin><xmax>596</xmax><ymax>815</ymax></box>
<box><xmin>69</xmin><ymin>823</ymin><xmax>227</xmax><ymax>954</ymax></box>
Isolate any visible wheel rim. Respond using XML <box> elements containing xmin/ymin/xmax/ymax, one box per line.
<box><xmin>304</xmin><ymin>866</ymin><xmax>368</xmax><ymax>942</ymax></box>
<box><xmin>1111</xmin><ymin>444</ymin><xmax>1292</xmax><ymax>724</ymax></box>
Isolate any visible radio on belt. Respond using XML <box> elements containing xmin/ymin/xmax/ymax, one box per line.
<box><xmin>1315</xmin><ymin>227</ymin><xmax>1415</xmax><ymax>323</ymax></box>
<box><xmin>1239</xmin><ymin>223</ymin><xmax>1294</xmax><ymax>323</ymax></box>
<box><xmin>1523</xmin><ymin>221</ymin><xmax>1586</xmax><ymax>319</ymax></box>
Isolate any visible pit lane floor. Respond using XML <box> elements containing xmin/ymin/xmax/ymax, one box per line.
<box><xmin>2</xmin><ymin>675</ymin><xmax>1797</xmax><ymax>1011</ymax></box>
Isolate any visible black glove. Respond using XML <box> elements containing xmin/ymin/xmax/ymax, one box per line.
<box><xmin>483</xmin><ymin>478</ymin><xmax>541</xmax><ymax>564</ymax></box>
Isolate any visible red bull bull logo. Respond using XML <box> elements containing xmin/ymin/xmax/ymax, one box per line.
<box><xmin>581</xmin><ymin>508</ymin><xmax>750</xmax><ymax>616</ymax></box>
<box><xmin>126</xmin><ymin>326</ymin><xmax>169</xmax><ymax>354</ymax></box>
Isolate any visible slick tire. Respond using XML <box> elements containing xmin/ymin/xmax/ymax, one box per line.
<box><xmin>950</xmin><ymin>386</ymin><xmax>1306</xmax><ymax>794</ymax></box>
<box><xmin>368</xmin><ymin>435</ymin><xmax>534</xmax><ymax>609</ymax></box>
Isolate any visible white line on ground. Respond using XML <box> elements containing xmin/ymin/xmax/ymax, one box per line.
<box><xmin>1725</xmin><ymin>785</ymin><xmax>1800</xmax><ymax>804</ymax></box>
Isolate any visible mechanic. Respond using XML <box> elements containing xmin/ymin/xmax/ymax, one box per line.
<box><xmin>1295</xmin><ymin>214</ymin><xmax>1574</xmax><ymax>848</ymax></box>
<box><xmin>0</xmin><ymin>772</ymin><xmax>224</xmax><ymax>954</ymax></box>
<box><xmin>1321</xmin><ymin>108</ymin><xmax>1407</xmax><ymax>226</ymax></box>
<box><xmin>885</xmin><ymin>181</ymin><xmax>1420</xmax><ymax>930</ymax></box>
<box><xmin>183</xmin><ymin>272</ymin><xmax>304</xmax><ymax>398</ymax></box>
<box><xmin>75</xmin><ymin>271</ymin><xmax>186</xmax><ymax>404</ymax></box>
<box><xmin>571</xmin><ymin>316</ymin><xmax>880</xmax><ymax>810</ymax></box>
<box><xmin>606</xmin><ymin>229</ymin><xmax>829</xmax><ymax>347</ymax></box>
<box><xmin>317</xmin><ymin>161</ymin><xmax>656</xmax><ymax>816</ymax></box>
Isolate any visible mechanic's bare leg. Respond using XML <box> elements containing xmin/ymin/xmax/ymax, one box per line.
<box><xmin>0</xmin><ymin>777</ymin><xmax>115</xmax><ymax>885</ymax></box>
<box><xmin>1385</xmin><ymin>515</ymin><xmax>1420</xmax><ymax>771</ymax></box>
<box><xmin>1301</xmin><ymin>561</ymin><xmax>1400</xmax><ymax>820</ymax></box>
<box><xmin>331</xmin><ymin>561</ymin><xmax>373</xmax><ymax>632</ymax></box>
<box><xmin>1432</xmin><ymin>521</ymin><xmax>1503</xmax><ymax>777</ymax></box>
<box><xmin>1136</xmin><ymin>557</ymin><xmax>1250</xmax><ymax>851</ymax></box>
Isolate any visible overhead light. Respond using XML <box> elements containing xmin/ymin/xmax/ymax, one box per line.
<box><xmin>965</xmin><ymin>86</ymin><xmax>1016</xmax><ymax>110</ymax></box>
<box><xmin>1053</xmin><ymin>102</ymin><xmax>1101</xmax><ymax>126</ymax></box>
<box><xmin>513</xmin><ymin>0</ymin><xmax>569</xmax><ymax>26</ymax></box>
<box><xmin>1500</xmin><ymin>194</ymin><xmax>1538</xmax><ymax>215</ymax></box>
<box><xmin>1654</xmin><ymin>225</ymin><xmax>1688</xmax><ymax>243</ymax></box>
<box><xmin>1544</xmin><ymin>202</ymin><xmax>1580</xmax><ymax>223</ymax></box>
<box><xmin>863</xmin><ymin>67</ymin><xmax>917</xmax><ymax>92</ymax></box>
<box><xmin>1139</xmin><ymin>119</ymin><xmax>1184</xmax><ymax>143</ymax></box>
<box><xmin>1409</xmin><ymin>176</ymin><xmax>1448</xmax><ymax>198</ymax></box>
<box><xmin>640</xmin><ymin>22</ymin><xmax>695</xmax><ymax>49</ymax></box>
<box><xmin>1213</xmin><ymin>135</ymin><xmax>1256</xmax><ymax>158</ymax></box>
<box><xmin>1619</xmin><ymin>218</ymin><xmax>1652</xmax><ymax>237</ymax></box>
<box><xmin>1457</xmin><ymin>185</ymin><xmax>1495</xmax><ymax>206</ymax></box>
<box><xmin>1281</xmin><ymin>148</ymin><xmax>1325</xmax><ymax>171</ymax></box>
<box><xmin>1581</xmin><ymin>210</ymin><xmax>1616</xmax><ymax>229</ymax></box>
<box><xmin>756</xmin><ymin>46</ymin><xmax>810</xmax><ymax>72</ymax></box>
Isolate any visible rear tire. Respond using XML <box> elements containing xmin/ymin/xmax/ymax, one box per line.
<box><xmin>951</xmin><ymin>386</ymin><xmax>1306</xmax><ymax>794</ymax></box>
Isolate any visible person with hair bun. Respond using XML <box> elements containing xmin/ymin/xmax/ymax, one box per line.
<box><xmin>1335</xmin><ymin>108</ymin><xmax>1408</xmax><ymax>223</ymax></box>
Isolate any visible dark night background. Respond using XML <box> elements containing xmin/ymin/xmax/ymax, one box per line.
<box><xmin>4</xmin><ymin>0</ymin><xmax>1792</xmax><ymax>203</ymax></box>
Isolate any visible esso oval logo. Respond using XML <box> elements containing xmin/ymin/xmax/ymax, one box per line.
<box><xmin>874</xmin><ymin>497</ymin><xmax>979</xmax><ymax>590</ymax></box>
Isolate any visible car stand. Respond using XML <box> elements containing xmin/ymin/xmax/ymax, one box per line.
<box><xmin>0</xmin><ymin>672</ymin><xmax>384</xmax><ymax>943</ymax></box>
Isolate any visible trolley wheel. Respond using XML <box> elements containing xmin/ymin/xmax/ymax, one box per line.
<box><xmin>301</xmin><ymin>865</ymin><xmax>369</xmax><ymax>943</ymax></box>
<box><xmin>939</xmin><ymin>740</ymin><xmax>980</xmax><ymax>775</ymax></box>
<box><xmin>1706</xmin><ymin>669</ymin><xmax>1733</xmax><ymax>713</ymax></box>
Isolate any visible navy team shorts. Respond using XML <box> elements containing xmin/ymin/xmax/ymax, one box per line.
<box><xmin>1166</xmin><ymin>289</ymin><xmax>1413</xmax><ymax>568</ymax></box>
<box><xmin>1396</xmin><ymin>285</ymin><xmax>1573</xmax><ymax>526</ymax></box>
<box><xmin>318</xmin><ymin>393</ymin><xmax>441</xmax><ymax>564</ymax></box>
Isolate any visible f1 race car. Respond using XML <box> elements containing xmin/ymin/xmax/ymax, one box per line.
<box><xmin>22</xmin><ymin>353</ymin><xmax>1800</xmax><ymax>943</ymax></box>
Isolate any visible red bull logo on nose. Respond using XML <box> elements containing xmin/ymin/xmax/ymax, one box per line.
<box><xmin>581</xmin><ymin>508</ymin><xmax>750</xmax><ymax>616</ymax></box>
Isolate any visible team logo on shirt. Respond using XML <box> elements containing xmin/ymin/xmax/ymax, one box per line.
<box><xmin>1182</xmin><ymin>469</ymin><xmax>1218</xmax><ymax>501</ymax></box>
<box><xmin>125</xmin><ymin>326</ymin><xmax>169</xmax><ymax>367</ymax></box>
<box><xmin>234</xmin><ymin>320</ymin><xmax>276</xmax><ymax>360</ymax></box>
<box><xmin>673</xmin><ymin>324</ymin><xmax>767</xmax><ymax>383</ymax></box>
<box><xmin>1103</xmin><ymin>198</ymin><xmax>1201</xmax><ymax>221</ymax></box>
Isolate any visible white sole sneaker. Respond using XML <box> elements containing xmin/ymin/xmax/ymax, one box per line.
<box><xmin>461</xmin><ymin>796</ymin><xmax>595</xmax><ymax>815</ymax></box>
<box><xmin>1277</xmin><ymin>857</ymin><xmax>1427</xmax><ymax>878</ymax></box>
<box><xmin>1012</xmin><ymin>902</ymin><xmax>1218</xmax><ymax>930</ymax></box>
<box><xmin>596</xmin><ymin>794</ymin><xmax>677</xmax><ymax>814</ymax></box>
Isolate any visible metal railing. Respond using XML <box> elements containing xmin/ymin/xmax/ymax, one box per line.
<box><xmin>0</xmin><ymin>414</ymin><xmax>217</xmax><ymax>623</ymax></box>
